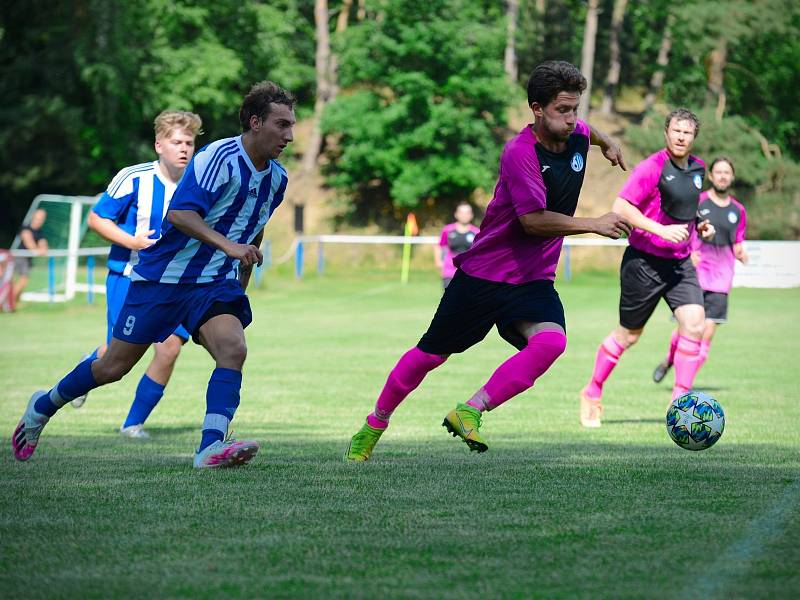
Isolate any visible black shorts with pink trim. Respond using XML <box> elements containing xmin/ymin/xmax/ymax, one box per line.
<box><xmin>619</xmin><ymin>246</ymin><xmax>703</xmax><ymax>330</ymax></box>
<box><xmin>417</xmin><ymin>270</ymin><xmax>566</xmax><ymax>355</ymax></box>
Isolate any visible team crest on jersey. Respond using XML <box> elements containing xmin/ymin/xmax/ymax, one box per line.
<box><xmin>693</xmin><ymin>174</ymin><xmax>703</xmax><ymax>189</ymax></box>
<box><xmin>728</xmin><ymin>211</ymin><xmax>738</xmax><ymax>224</ymax></box>
<box><xmin>259</xmin><ymin>203</ymin><xmax>268</xmax><ymax>219</ymax></box>
<box><xmin>571</xmin><ymin>153</ymin><xmax>584</xmax><ymax>172</ymax></box>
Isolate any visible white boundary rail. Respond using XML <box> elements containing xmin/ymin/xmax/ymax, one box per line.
<box><xmin>287</xmin><ymin>235</ymin><xmax>800</xmax><ymax>288</ymax></box>
<box><xmin>289</xmin><ymin>234</ymin><xmax>627</xmax><ymax>281</ymax></box>
<box><xmin>8</xmin><ymin>234</ymin><xmax>799</xmax><ymax>304</ymax></box>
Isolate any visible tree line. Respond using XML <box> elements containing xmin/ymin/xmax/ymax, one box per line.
<box><xmin>1</xmin><ymin>0</ymin><xmax>797</xmax><ymax>244</ymax></box>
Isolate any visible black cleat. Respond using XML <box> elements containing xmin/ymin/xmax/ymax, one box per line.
<box><xmin>652</xmin><ymin>361</ymin><xmax>672</xmax><ymax>384</ymax></box>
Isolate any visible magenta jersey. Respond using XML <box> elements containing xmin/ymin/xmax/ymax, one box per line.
<box><xmin>619</xmin><ymin>149</ymin><xmax>706</xmax><ymax>260</ymax></box>
<box><xmin>454</xmin><ymin>121</ymin><xmax>591</xmax><ymax>284</ymax></box>
<box><xmin>691</xmin><ymin>191</ymin><xmax>747</xmax><ymax>293</ymax></box>
<box><xmin>439</xmin><ymin>223</ymin><xmax>480</xmax><ymax>279</ymax></box>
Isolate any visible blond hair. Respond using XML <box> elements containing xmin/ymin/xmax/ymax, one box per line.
<box><xmin>154</xmin><ymin>110</ymin><xmax>203</xmax><ymax>140</ymax></box>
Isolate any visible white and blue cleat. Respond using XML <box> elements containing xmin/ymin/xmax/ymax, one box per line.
<box><xmin>193</xmin><ymin>438</ymin><xmax>259</xmax><ymax>469</ymax></box>
<box><xmin>12</xmin><ymin>390</ymin><xmax>50</xmax><ymax>461</ymax></box>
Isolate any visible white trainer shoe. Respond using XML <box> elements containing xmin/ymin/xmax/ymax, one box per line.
<box><xmin>119</xmin><ymin>424</ymin><xmax>150</xmax><ymax>439</ymax></box>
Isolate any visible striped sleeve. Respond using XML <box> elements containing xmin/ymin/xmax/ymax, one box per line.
<box><xmin>92</xmin><ymin>164</ymin><xmax>149</xmax><ymax>220</ymax></box>
<box><xmin>168</xmin><ymin>141</ymin><xmax>236</xmax><ymax>217</ymax></box>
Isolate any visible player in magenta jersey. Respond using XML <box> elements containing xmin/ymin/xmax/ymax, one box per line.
<box><xmin>345</xmin><ymin>61</ymin><xmax>632</xmax><ymax>460</ymax></box>
<box><xmin>434</xmin><ymin>202</ymin><xmax>480</xmax><ymax>288</ymax></box>
<box><xmin>652</xmin><ymin>156</ymin><xmax>747</xmax><ymax>383</ymax></box>
<box><xmin>579</xmin><ymin>108</ymin><xmax>717</xmax><ymax>427</ymax></box>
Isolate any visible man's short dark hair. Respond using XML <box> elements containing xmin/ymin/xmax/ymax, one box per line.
<box><xmin>665</xmin><ymin>107</ymin><xmax>700</xmax><ymax>137</ymax></box>
<box><xmin>709</xmin><ymin>155</ymin><xmax>735</xmax><ymax>175</ymax></box>
<box><xmin>526</xmin><ymin>61</ymin><xmax>587</xmax><ymax>107</ymax></box>
<box><xmin>239</xmin><ymin>81</ymin><xmax>296</xmax><ymax>132</ymax></box>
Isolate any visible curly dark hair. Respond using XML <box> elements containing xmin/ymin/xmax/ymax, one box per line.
<box><xmin>526</xmin><ymin>61</ymin><xmax>587</xmax><ymax>107</ymax></box>
<box><xmin>239</xmin><ymin>81</ymin><xmax>296</xmax><ymax>132</ymax></box>
<box><xmin>664</xmin><ymin>107</ymin><xmax>700</xmax><ymax>137</ymax></box>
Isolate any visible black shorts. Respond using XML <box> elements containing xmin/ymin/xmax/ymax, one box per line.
<box><xmin>417</xmin><ymin>270</ymin><xmax>566</xmax><ymax>355</ymax></box>
<box><xmin>703</xmin><ymin>291</ymin><xmax>728</xmax><ymax>323</ymax></box>
<box><xmin>619</xmin><ymin>246</ymin><xmax>703</xmax><ymax>330</ymax></box>
<box><xmin>13</xmin><ymin>257</ymin><xmax>32</xmax><ymax>277</ymax></box>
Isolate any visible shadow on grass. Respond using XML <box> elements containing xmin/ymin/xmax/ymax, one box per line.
<box><xmin>603</xmin><ymin>418</ymin><xmax>663</xmax><ymax>424</ymax></box>
<box><xmin>3</xmin><ymin>434</ymin><xmax>799</xmax><ymax>479</ymax></box>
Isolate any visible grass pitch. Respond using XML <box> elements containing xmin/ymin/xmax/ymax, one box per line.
<box><xmin>1</xmin><ymin>269</ymin><xmax>799</xmax><ymax>599</ymax></box>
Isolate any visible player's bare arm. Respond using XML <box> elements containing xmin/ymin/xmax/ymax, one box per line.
<box><xmin>87</xmin><ymin>212</ymin><xmax>156</xmax><ymax>251</ymax></box>
<box><xmin>433</xmin><ymin>245</ymin><xmax>443</xmax><ymax>269</ymax></box>
<box><xmin>611</xmin><ymin>197</ymin><xmax>689</xmax><ymax>244</ymax></box>
<box><xmin>588</xmin><ymin>124</ymin><xmax>626</xmax><ymax>171</ymax></box>
<box><xmin>519</xmin><ymin>210</ymin><xmax>631</xmax><ymax>239</ymax></box>
<box><xmin>167</xmin><ymin>209</ymin><xmax>263</xmax><ymax>267</ymax></box>
<box><xmin>733</xmin><ymin>242</ymin><xmax>748</xmax><ymax>264</ymax></box>
<box><xmin>20</xmin><ymin>228</ymin><xmax>47</xmax><ymax>256</ymax></box>
<box><xmin>238</xmin><ymin>228</ymin><xmax>264</xmax><ymax>290</ymax></box>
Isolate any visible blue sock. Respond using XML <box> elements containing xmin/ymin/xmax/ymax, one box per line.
<box><xmin>35</xmin><ymin>358</ymin><xmax>98</xmax><ymax>417</ymax></box>
<box><xmin>123</xmin><ymin>374</ymin><xmax>165</xmax><ymax>428</ymax></box>
<box><xmin>198</xmin><ymin>368</ymin><xmax>242</xmax><ymax>452</ymax></box>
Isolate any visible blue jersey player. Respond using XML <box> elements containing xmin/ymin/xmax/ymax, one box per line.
<box><xmin>13</xmin><ymin>81</ymin><xmax>296</xmax><ymax>468</ymax></box>
<box><xmin>70</xmin><ymin>110</ymin><xmax>202</xmax><ymax>442</ymax></box>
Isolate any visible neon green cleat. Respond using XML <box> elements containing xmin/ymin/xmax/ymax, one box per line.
<box><xmin>442</xmin><ymin>403</ymin><xmax>488</xmax><ymax>453</ymax></box>
<box><xmin>344</xmin><ymin>421</ymin><xmax>385</xmax><ymax>462</ymax></box>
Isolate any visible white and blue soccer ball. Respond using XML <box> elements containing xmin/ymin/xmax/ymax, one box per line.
<box><xmin>666</xmin><ymin>391</ymin><xmax>725</xmax><ymax>451</ymax></box>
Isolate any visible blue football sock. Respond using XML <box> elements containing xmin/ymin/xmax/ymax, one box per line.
<box><xmin>35</xmin><ymin>357</ymin><xmax>98</xmax><ymax>417</ymax></box>
<box><xmin>123</xmin><ymin>374</ymin><xmax>165</xmax><ymax>428</ymax></box>
<box><xmin>198</xmin><ymin>368</ymin><xmax>242</xmax><ymax>452</ymax></box>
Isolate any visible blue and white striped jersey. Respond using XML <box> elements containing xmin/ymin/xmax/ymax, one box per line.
<box><xmin>92</xmin><ymin>161</ymin><xmax>177</xmax><ymax>275</ymax></box>
<box><xmin>131</xmin><ymin>136</ymin><xmax>288</xmax><ymax>284</ymax></box>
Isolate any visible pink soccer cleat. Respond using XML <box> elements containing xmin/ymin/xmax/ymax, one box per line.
<box><xmin>12</xmin><ymin>390</ymin><xmax>50</xmax><ymax>461</ymax></box>
<box><xmin>193</xmin><ymin>438</ymin><xmax>259</xmax><ymax>469</ymax></box>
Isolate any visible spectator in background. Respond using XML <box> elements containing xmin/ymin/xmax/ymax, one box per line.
<box><xmin>13</xmin><ymin>208</ymin><xmax>48</xmax><ymax>305</ymax></box>
<box><xmin>434</xmin><ymin>202</ymin><xmax>480</xmax><ymax>288</ymax></box>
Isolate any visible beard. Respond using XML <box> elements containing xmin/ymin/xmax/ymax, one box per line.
<box><xmin>712</xmin><ymin>184</ymin><xmax>729</xmax><ymax>195</ymax></box>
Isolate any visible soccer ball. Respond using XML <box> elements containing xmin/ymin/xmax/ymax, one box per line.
<box><xmin>666</xmin><ymin>391</ymin><xmax>725</xmax><ymax>451</ymax></box>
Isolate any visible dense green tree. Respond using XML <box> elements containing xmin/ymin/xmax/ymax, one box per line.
<box><xmin>1</xmin><ymin>0</ymin><xmax>798</xmax><ymax>243</ymax></box>
<box><xmin>321</xmin><ymin>0</ymin><xmax>511</xmax><ymax>227</ymax></box>
<box><xmin>0</xmin><ymin>0</ymin><xmax>314</xmax><ymax>245</ymax></box>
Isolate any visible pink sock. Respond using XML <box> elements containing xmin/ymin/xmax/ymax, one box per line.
<box><xmin>584</xmin><ymin>333</ymin><xmax>625</xmax><ymax>399</ymax></box>
<box><xmin>466</xmin><ymin>330</ymin><xmax>567</xmax><ymax>412</ymax></box>
<box><xmin>698</xmin><ymin>339</ymin><xmax>711</xmax><ymax>369</ymax></box>
<box><xmin>672</xmin><ymin>335</ymin><xmax>702</xmax><ymax>399</ymax></box>
<box><xmin>366</xmin><ymin>347</ymin><xmax>447</xmax><ymax>429</ymax></box>
<box><xmin>666</xmin><ymin>330</ymin><xmax>680</xmax><ymax>366</ymax></box>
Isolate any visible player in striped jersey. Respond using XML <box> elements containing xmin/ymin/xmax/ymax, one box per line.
<box><xmin>13</xmin><ymin>81</ymin><xmax>295</xmax><ymax>468</ymax></box>
<box><xmin>69</xmin><ymin>111</ymin><xmax>202</xmax><ymax>443</ymax></box>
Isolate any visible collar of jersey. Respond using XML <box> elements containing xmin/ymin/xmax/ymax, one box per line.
<box><xmin>236</xmin><ymin>135</ymin><xmax>271</xmax><ymax>177</ymax></box>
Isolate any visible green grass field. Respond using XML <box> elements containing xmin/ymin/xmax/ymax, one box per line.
<box><xmin>1</xmin><ymin>269</ymin><xmax>799</xmax><ymax>599</ymax></box>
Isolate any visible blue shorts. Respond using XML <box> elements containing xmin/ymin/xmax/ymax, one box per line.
<box><xmin>112</xmin><ymin>278</ymin><xmax>248</xmax><ymax>345</ymax></box>
<box><xmin>106</xmin><ymin>272</ymin><xmax>189</xmax><ymax>344</ymax></box>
